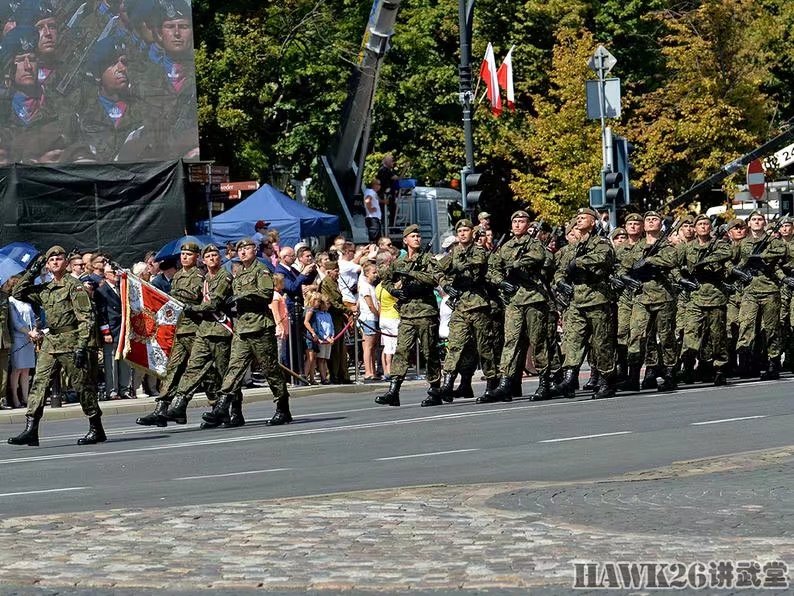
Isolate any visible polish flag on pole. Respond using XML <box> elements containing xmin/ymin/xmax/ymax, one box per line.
<box><xmin>480</xmin><ymin>42</ymin><xmax>502</xmax><ymax>116</ymax></box>
<box><xmin>497</xmin><ymin>45</ymin><xmax>515</xmax><ymax>111</ymax></box>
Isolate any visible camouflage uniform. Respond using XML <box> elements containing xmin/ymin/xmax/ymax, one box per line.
<box><xmin>486</xmin><ymin>230</ymin><xmax>550</xmax><ymax>401</ymax></box>
<box><xmin>204</xmin><ymin>248</ymin><xmax>291</xmax><ymax>426</ymax></box>
<box><xmin>165</xmin><ymin>265</ymin><xmax>235</xmax><ymax>425</ymax></box>
<box><xmin>434</xmin><ymin>239</ymin><xmax>496</xmax><ymax>403</ymax></box>
<box><xmin>679</xmin><ymin>237</ymin><xmax>733</xmax><ymax>383</ymax></box>
<box><xmin>554</xmin><ymin>231</ymin><xmax>617</xmax><ymax>398</ymax></box>
<box><xmin>735</xmin><ymin>232</ymin><xmax>788</xmax><ymax>378</ymax></box>
<box><xmin>622</xmin><ymin>237</ymin><xmax>680</xmax><ymax>391</ymax></box>
<box><xmin>320</xmin><ymin>272</ymin><xmax>352</xmax><ymax>383</ymax></box>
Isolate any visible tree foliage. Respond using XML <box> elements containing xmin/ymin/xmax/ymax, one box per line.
<box><xmin>193</xmin><ymin>0</ymin><xmax>794</xmax><ymax>221</ymax></box>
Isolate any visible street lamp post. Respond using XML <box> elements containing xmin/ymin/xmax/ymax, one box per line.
<box><xmin>458</xmin><ymin>0</ymin><xmax>476</xmax><ymax>210</ymax></box>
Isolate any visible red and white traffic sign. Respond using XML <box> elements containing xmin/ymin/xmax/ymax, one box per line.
<box><xmin>747</xmin><ymin>159</ymin><xmax>766</xmax><ymax>199</ymax></box>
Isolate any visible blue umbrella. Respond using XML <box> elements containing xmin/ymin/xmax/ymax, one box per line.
<box><xmin>154</xmin><ymin>235</ymin><xmax>218</xmax><ymax>262</ymax></box>
<box><xmin>0</xmin><ymin>254</ymin><xmax>26</xmax><ymax>284</ymax></box>
<box><xmin>0</xmin><ymin>241</ymin><xmax>39</xmax><ymax>268</ymax></box>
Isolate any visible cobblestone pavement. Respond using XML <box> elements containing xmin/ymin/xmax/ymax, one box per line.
<box><xmin>1</xmin><ymin>447</ymin><xmax>792</xmax><ymax>593</ymax></box>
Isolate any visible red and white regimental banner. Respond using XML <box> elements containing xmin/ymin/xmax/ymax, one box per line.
<box><xmin>116</xmin><ymin>272</ymin><xmax>183</xmax><ymax>376</ymax></box>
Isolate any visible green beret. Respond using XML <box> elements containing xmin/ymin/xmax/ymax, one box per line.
<box><xmin>402</xmin><ymin>224</ymin><xmax>421</xmax><ymax>238</ymax></box>
<box><xmin>624</xmin><ymin>213</ymin><xmax>643</xmax><ymax>223</ymax></box>
<box><xmin>577</xmin><ymin>207</ymin><xmax>598</xmax><ymax>219</ymax></box>
<box><xmin>455</xmin><ymin>218</ymin><xmax>474</xmax><ymax>231</ymax></box>
<box><xmin>180</xmin><ymin>242</ymin><xmax>200</xmax><ymax>254</ymax></box>
<box><xmin>477</xmin><ymin>211</ymin><xmax>491</xmax><ymax>220</ymax></box>
<box><xmin>726</xmin><ymin>218</ymin><xmax>746</xmax><ymax>231</ymax></box>
<box><xmin>747</xmin><ymin>210</ymin><xmax>764</xmax><ymax>220</ymax></box>
<box><xmin>45</xmin><ymin>245</ymin><xmax>66</xmax><ymax>259</ymax></box>
<box><xmin>610</xmin><ymin>227</ymin><xmax>627</xmax><ymax>239</ymax></box>
<box><xmin>236</xmin><ymin>238</ymin><xmax>256</xmax><ymax>250</ymax></box>
<box><xmin>680</xmin><ymin>215</ymin><xmax>695</xmax><ymax>225</ymax></box>
<box><xmin>325</xmin><ymin>259</ymin><xmax>340</xmax><ymax>271</ymax></box>
<box><xmin>202</xmin><ymin>243</ymin><xmax>220</xmax><ymax>257</ymax></box>
<box><xmin>694</xmin><ymin>214</ymin><xmax>711</xmax><ymax>224</ymax></box>
<box><xmin>644</xmin><ymin>210</ymin><xmax>662</xmax><ymax>219</ymax></box>
<box><xmin>67</xmin><ymin>251</ymin><xmax>83</xmax><ymax>262</ymax></box>
<box><xmin>511</xmin><ymin>210</ymin><xmax>530</xmax><ymax>220</ymax></box>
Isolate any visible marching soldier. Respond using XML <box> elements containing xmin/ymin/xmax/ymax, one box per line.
<box><xmin>8</xmin><ymin>246</ymin><xmax>103</xmax><ymax>446</ymax></box>
<box><xmin>163</xmin><ymin>244</ymin><xmax>237</xmax><ymax>427</ymax></box>
<box><xmin>733</xmin><ymin>211</ymin><xmax>789</xmax><ymax>380</ymax></box>
<box><xmin>552</xmin><ymin>208</ymin><xmax>617</xmax><ymax>399</ymax></box>
<box><xmin>621</xmin><ymin>211</ymin><xmax>680</xmax><ymax>392</ymax></box>
<box><xmin>614</xmin><ymin>214</ymin><xmax>643</xmax><ymax>386</ymax></box>
<box><xmin>678</xmin><ymin>215</ymin><xmax>733</xmax><ymax>385</ymax></box>
<box><xmin>202</xmin><ymin>238</ymin><xmax>291</xmax><ymax>426</ymax></box>
<box><xmin>375</xmin><ymin>225</ymin><xmax>441</xmax><ymax>406</ymax></box>
<box><xmin>483</xmin><ymin>210</ymin><xmax>552</xmax><ymax>402</ymax></box>
<box><xmin>433</xmin><ymin>219</ymin><xmax>497</xmax><ymax>407</ymax></box>
<box><xmin>725</xmin><ymin>218</ymin><xmax>748</xmax><ymax>374</ymax></box>
<box><xmin>136</xmin><ymin>241</ymin><xmax>204</xmax><ymax>426</ymax></box>
<box><xmin>779</xmin><ymin>217</ymin><xmax>794</xmax><ymax>371</ymax></box>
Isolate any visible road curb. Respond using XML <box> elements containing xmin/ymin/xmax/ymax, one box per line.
<box><xmin>0</xmin><ymin>380</ymin><xmax>410</xmax><ymax>425</ymax></box>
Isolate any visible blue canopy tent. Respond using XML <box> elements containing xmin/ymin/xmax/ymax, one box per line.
<box><xmin>196</xmin><ymin>184</ymin><xmax>340</xmax><ymax>249</ymax></box>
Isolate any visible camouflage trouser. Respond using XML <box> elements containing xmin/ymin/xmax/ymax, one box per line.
<box><xmin>548</xmin><ymin>310</ymin><xmax>562</xmax><ymax>373</ymax></box>
<box><xmin>727</xmin><ymin>296</ymin><xmax>742</xmax><ymax>341</ymax></box>
<box><xmin>561</xmin><ymin>303</ymin><xmax>615</xmax><ymax>374</ymax></box>
<box><xmin>737</xmin><ymin>291</ymin><xmax>781</xmax><ymax>359</ymax></box>
<box><xmin>682</xmin><ymin>303</ymin><xmax>728</xmax><ymax>369</ymax></box>
<box><xmin>498</xmin><ymin>301</ymin><xmax>550</xmax><ymax>378</ymax></box>
<box><xmin>27</xmin><ymin>351</ymin><xmax>99</xmax><ymax>418</ymax></box>
<box><xmin>391</xmin><ymin>316</ymin><xmax>441</xmax><ymax>383</ymax></box>
<box><xmin>220</xmin><ymin>329</ymin><xmax>289</xmax><ymax>403</ymax></box>
<box><xmin>443</xmin><ymin>308</ymin><xmax>496</xmax><ymax>379</ymax></box>
<box><xmin>157</xmin><ymin>333</ymin><xmax>196</xmax><ymax>404</ymax></box>
<box><xmin>628</xmin><ymin>300</ymin><xmax>677</xmax><ymax>368</ymax></box>
<box><xmin>175</xmin><ymin>335</ymin><xmax>233</xmax><ymax>405</ymax></box>
<box><xmin>616</xmin><ymin>295</ymin><xmax>633</xmax><ymax>347</ymax></box>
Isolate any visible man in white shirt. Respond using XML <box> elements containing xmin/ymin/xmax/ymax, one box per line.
<box><xmin>364</xmin><ymin>179</ymin><xmax>383</xmax><ymax>242</ymax></box>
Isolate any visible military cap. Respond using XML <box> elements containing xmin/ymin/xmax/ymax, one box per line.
<box><xmin>325</xmin><ymin>259</ymin><xmax>340</xmax><ymax>271</ymax></box>
<box><xmin>180</xmin><ymin>241</ymin><xmax>200</xmax><ymax>254</ymax></box>
<box><xmin>45</xmin><ymin>245</ymin><xmax>66</xmax><ymax>259</ymax></box>
<box><xmin>201</xmin><ymin>243</ymin><xmax>220</xmax><ymax>257</ymax></box>
<box><xmin>67</xmin><ymin>251</ymin><xmax>83</xmax><ymax>262</ymax></box>
<box><xmin>402</xmin><ymin>224</ymin><xmax>421</xmax><ymax>238</ymax></box>
<box><xmin>235</xmin><ymin>237</ymin><xmax>256</xmax><ymax>250</ymax></box>
<box><xmin>477</xmin><ymin>212</ymin><xmax>491</xmax><ymax>221</ymax></box>
<box><xmin>11</xmin><ymin>0</ymin><xmax>54</xmax><ymax>26</ymax></box>
<box><xmin>86</xmin><ymin>37</ymin><xmax>127</xmax><ymax>79</ymax></box>
<box><xmin>624</xmin><ymin>213</ymin><xmax>643</xmax><ymax>223</ymax></box>
<box><xmin>156</xmin><ymin>0</ymin><xmax>190</xmax><ymax>25</ymax></box>
<box><xmin>694</xmin><ymin>214</ymin><xmax>711</xmax><ymax>224</ymax></box>
<box><xmin>644</xmin><ymin>210</ymin><xmax>662</xmax><ymax>219</ymax></box>
<box><xmin>747</xmin><ymin>210</ymin><xmax>765</xmax><ymax>220</ymax></box>
<box><xmin>1</xmin><ymin>26</ymin><xmax>39</xmax><ymax>66</ymax></box>
<box><xmin>577</xmin><ymin>207</ymin><xmax>598</xmax><ymax>219</ymax></box>
<box><xmin>126</xmin><ymin>0</ymin><xmax>160</xmax><ymax>26</ymax></box>
<box><xmin>780</xmin><ymin>215</ymin><xmax>794</xmax><ymax>225</ymax></box>
<box><xmin>680</xmin><ymin>215</ymin><xmax>695</xmax><ymax>225</ymax></box>
<box><xmin>455</xmin><ymin>218</ymin><xmax>474</xmax><ymax>231</ymax></box>
<box><xmin>511</xmin><ymin>210</ymin><xmax>530</xmax><ymax>220</ymax></box>
<box><xmin>726</xmin><ymin>218</ymin><xmax>746</xmax><ymax>231</ymax></box>
<box><xmin>610</xmin><ymin>227</ymin><xmax>628</xmax><ymax>239</ymax></box>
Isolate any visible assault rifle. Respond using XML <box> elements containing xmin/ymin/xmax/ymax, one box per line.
<box><xmin>619</xmin><ymin>216</ymin><xmax>680</xmax><ymax>292</ymax></box>
<box><xmin>678</xmin><ymin>223</ymin><xmax>730</xmax><ymax>292</ymax></box>
<box><xmin>554</xmin><ymin>233</ymin><xmax>592</xmax><ymax>308</ymax></box>
<box><xmin>733</xmin><ymin>214</ymin><xmax>790</xmax><ymax>285</ymax></box>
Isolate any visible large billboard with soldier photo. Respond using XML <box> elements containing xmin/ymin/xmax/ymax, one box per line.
<box><xmin>0</xmin><ymin>0</ymin><xmax>199</xmax><ymax>164</ymax></box>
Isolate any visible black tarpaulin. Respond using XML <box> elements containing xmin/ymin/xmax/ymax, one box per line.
<box><xmin>0</xmin><ymin>161</ymin><xmax>186</xmax><ymax>266</ymax></box>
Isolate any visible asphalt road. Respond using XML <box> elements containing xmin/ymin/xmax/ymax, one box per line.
<box><xmin>1</xmin><ymin>376</ymin><xmax>793</xmax><ymax>518</ymax></box>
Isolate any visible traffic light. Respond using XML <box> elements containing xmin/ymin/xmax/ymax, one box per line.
<box><xmin>460</xmin><ymin>168</ymin><xmax>485</xmax><ymax>210</ymax></box>
<box><xmin>603</xmin><ymin>170</ymin><xmax>624</xmax><ymax>203</ymax></box>
<box><xmin>611</xmin><ymin>134</ymin><xmax>631</xmax><ymax>205</ymax></box>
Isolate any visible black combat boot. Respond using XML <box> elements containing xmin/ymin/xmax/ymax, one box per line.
<box><xmin>737</xmin><ymin>347</ymin><xmax>754</xmax><ymax>378</ymax></box>
<box><xmin>530</xmin><ymin>374</ymin><xmax>551</xmax><ymax>401</ymax></box>
<box><xmin>136</xmin><ymin>400</ymin><xmax>169</xmax><ymax>427</ymax></box>
<box><xmin>202</xmin><ymin>393</ymin><xmax>233</xmax><ymax>426</ymax></box>
<box><xmin>760</xmin><ymin>357</ymin><xmax>780</xmax><ymax>381</ymax></box>
<box><xmin>425</xmin><ymin>372</ymin><xmax>455</xmax><ymax>406</ymax></box>
<box><xmin>583</xmin><ymin>369</ymin><xmax>600</xmax><ymax>391</ymax></box>
<box><xmin>511</xmin><ymin>376</ymin><xmax>523</xmax><ymax>398</ymax></box>
<box><xmin>453</xmin><ymin>372</ymin><xmax>474</xmax><ymax>399</ymax></box>
<box><xmin>475</xmin><ymin>377</ymin><xmax>499</xmax><ymax>403</ymax></box>
<box><xmin>164</xmin><ymin>393</ymin><xmax>190</xmax><ymax>425</ymax></box>
<box><xmin>694</xmin><ymin>360</ymin><xmax>713</xmax><ymax>384</ymax></box>
<box><xmin>615</xmin><ymin>346</ymin><xmax>628</xmax><ymax>385</ymax></box>
<box><xmin>551</xmin><ymin>368</ymin><xmax>577</xmax><ymax>399</ymax></box>
<box><xmin>7</xmin><ymin>415</ymin><xmax>40</xmax><ymax>447</ymax></box>
<box><xmin>713</xmin><ymin>367</ymin><xmax>727</xmax><ymax>386</ymax></box>
<box><xmin>656</xmin><ymin>367</ymin><xmax>677</xmax><ymax>392</ymax></box>
<box><xmin>375</xmin><ymin>377</ymin><xmax>403</xmax><ymax>406</ymax></box>
<box><xmin>268</xmin><ymin>395</ymin><xmax>292</xmax><ymax>425</ymax></box>
<box><xmin>77</xmin><ymin>414</ymin><xmax>107</xmax><ymax>445</ymax></box>
<box><xmin>641</xmin><ymin>366</ymin><xmax>658</xmax><ymax>390</ymax></box>
<box><xmin>617</xmin><ymin>357</ymin><xmax>641</xmax><ymax>392</ymax></box>
<box><xmin>224</xmin><ymin>397</ymin><xmax>246</xmax><ymax>428</ymax></box>
<box><xmin>592</xmin><ymin>373</ymin><xmax>616</xmax><ymax>400</ymax></box>
<box><xmin>479</xmin><ymin>376</ymin><xmax>512</xmax><ymax>403</ymax></box>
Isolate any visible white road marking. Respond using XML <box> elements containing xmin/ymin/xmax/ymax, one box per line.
<box><xmin>375</xmin><ymin>449</ymin><xmax>479</xmax><ymax>461</ymax></box>
<box><xmin>174</xmin><ymin>468</ymin><xmax>290</xmax><ymax>481</ymax></box>
<box><xmin>539</xmin><ymin>431</ymin><xmax>633</xmax><ymax>443</ymax></box>
<box><xmin>691</xmin><ymin>415</ymin><xmax>766</xmax><ymax>426</ymax></box>
<box><xmin>0</xmin><ymin>486</ymin><xmax>89</xmax><ymax>498</ymax></box>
